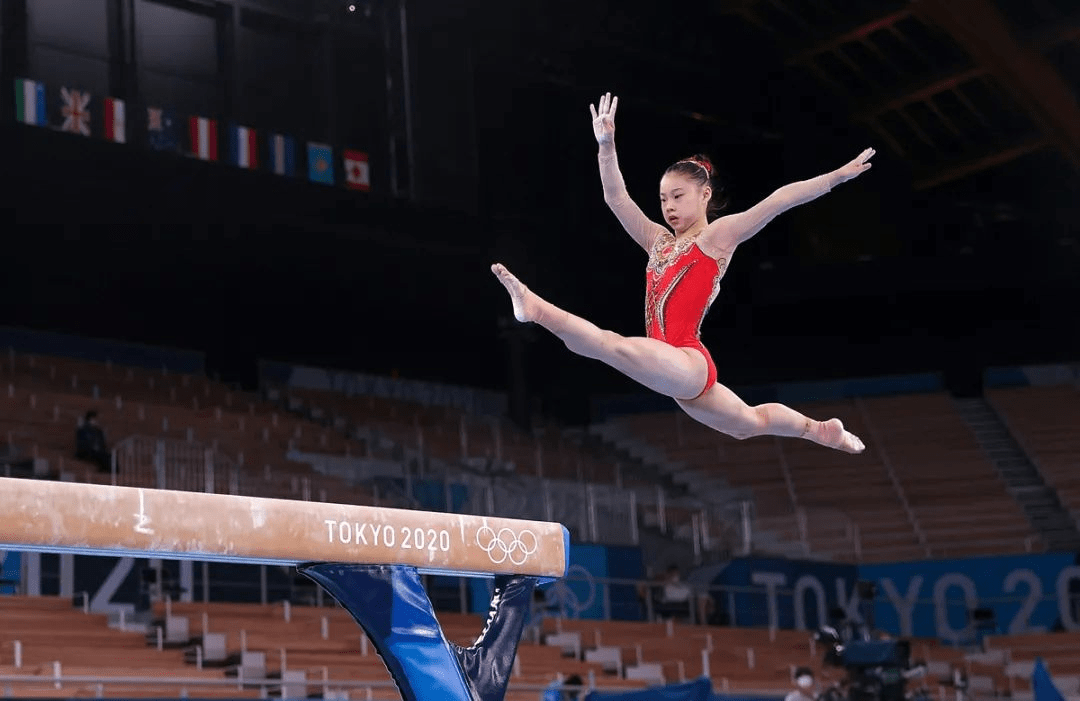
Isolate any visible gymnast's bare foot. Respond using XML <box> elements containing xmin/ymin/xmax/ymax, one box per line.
<box><xmin>815</xmin><ymin>418</ymin><xmax>865</xmax><ymax>454</ymax></box>
<box><xmin>491</xmin><ymin>263</ymin><xmax>543</xmax><ymax>324</ymax></box>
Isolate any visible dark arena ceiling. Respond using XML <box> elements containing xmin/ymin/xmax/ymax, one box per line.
<box><xmin>3</xmin><ymin>0</ymin><xmax>1077</xmax><ymax>407</ymax></box>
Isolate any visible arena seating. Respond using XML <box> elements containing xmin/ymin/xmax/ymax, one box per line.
<box><xmin>0</xmin><ymin>595</ymin><xmax>262</xmax><ymax>699</ymax></box>
<box><xmin>0</xmin><ymin>349</ymin><xmax>736</xmax><ymax>582</ymax></box>
<box><xmin>0</xmin><ymin>595</ymin><xmax>649</xmax><ymax>699</ymax></box>
<box><xmin>601</xmin><ymin>392</ymin><xmax>1040</xmax><ymax>562</ymax></box>
<box><xmin>283</xmin><ymin>386</ymin><xmax>628</xmax><ymax>487</ymax></box>
<box><xmin>280</xmin><ymin>386</ymin><xmax>742</xmax><ymax>552</ymax></box>
<box><xmin>0</xmin><ymin>347</ymin><xmax>1051</xmax><ymax>566</ymax></box>
<box><xmin>985</xmin><ymin>631</ymin><xmax>1080</xmax><ymax>695</ymax></box>
<box><xmin>0</xmin><ymin>350</ymin><xmax>646</xmax><ymax>506</ymax></box>
<box><xmin>856</xmin><ymin>393</ymin><xmax>1038</xmax><ymax>559</ymax></box>
<box><xmin>154</xmin><ymin>599</ymin><xmax>651</xmax><ymax>700</ymax></box>
<box><xmin>986</xmin><ymin>384</ymin><xmax>1080</xmax><ymax>528</ymax></box>
<box><xmin>3</xmin><ymin>346</ymin><xmax>1079</xmax><ymax>698</ymax></box>
<box><xmin>0</xmin><ymin>352</ymin><xmax>379</xmax><ymax>507</ymax></box>
<box><xmin>10</xmin><ymin>595</ymin><xmax>1077</xmax><ymax>700</ymax></box>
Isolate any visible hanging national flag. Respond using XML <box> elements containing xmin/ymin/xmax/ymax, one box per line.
<box><xmin>188</xmin><ymin>116</ymin><xmax>218</xmax><ymax>161</ymax></box>
<box><xmin>102</xmin><ymin>97</ymin><xmax>126</xmax><ymax>143</ymax></box>
<box><xmin>307</xmin><ymin>142</ymin><xmax>334</xmax><ymax>185</ymax></box>
<box><xmin>227</xmin><ymin>124</ymin><xmax>258</xmax><ymax>169</ymax></box>
<box><xmin>267</xmin><ymin>133</ymin><xmax>296</xmax><ymax>177</ymax></box>
<box><xmin>343</xmin><ymin>149</ymin><xmax>371</xmax><ymax>192</ymax></box>
<box><xmin>14</xmin><ymin>78</ymin><xmax>47</xmax><ymax>126</ymax></box>
<box><xmin>57</xmin><ymin>86</ymin><xmax>92</xmax><ymax>136</ymax></box>
<box><xmin>146</xmin><ymin>106</ymin><xmax>181</xmax><ymax>153</ymax></box>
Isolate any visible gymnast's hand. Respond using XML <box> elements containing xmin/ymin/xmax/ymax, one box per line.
<box><xmin>589</xmin><ymin>92</ymin><xmax>618</xmax><ymax>146</ymax></box>
<box><xmin>834</xmin><ymin>147</ymin><xmax>875</xmax><ymax>183</ymax></box>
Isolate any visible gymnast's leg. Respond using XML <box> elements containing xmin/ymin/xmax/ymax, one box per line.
<box><xmin>677</xmin><ymin>383</ymin><xmax>865</xmax><ymax>454</ymax></box>
<box><xmin>491</xmin><ymin>263</ymin><xmax>708</xmax><ymax>401</ymax></box>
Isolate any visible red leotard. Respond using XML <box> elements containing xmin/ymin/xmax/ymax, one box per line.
<box><xmin>645</xmin><ymin>231</ymin><xmax>727</xmax><ymax>398</ymax></box>
<box><xmin>599</xmin><ymin>146</ymin><xmax>837</xmax><ymax>399</ymax></box>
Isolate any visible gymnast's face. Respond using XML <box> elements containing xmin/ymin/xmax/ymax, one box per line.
<box><xmin>659</xmin><ymin>173</ymin><xmax>710</xmax><ymax>235</ymax></box>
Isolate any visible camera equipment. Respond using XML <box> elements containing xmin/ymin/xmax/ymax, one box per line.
<box><xmin>843</xmin><ymin>640</ymin><xmax>910</xmax><ymax>668</ymax></box>
<box><xmin>814</xmin><ymin>630</ymin><xmax>915</xmax><ymax>701</ymax></box>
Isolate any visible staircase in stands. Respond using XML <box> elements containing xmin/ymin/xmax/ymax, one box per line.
<box><xmin>954</xmin><ymin>397</ymin><xmax>1080</xmax><ymax>551</ymax></box>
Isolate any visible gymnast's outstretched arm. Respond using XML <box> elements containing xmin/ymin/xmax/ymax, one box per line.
<box><xmin>591</xmin><ymin>93</ymin><xmax>668</xmax><ymax>253</ymax></box>
<box><xmin>698</xmin><ymin>147</ymin><xmax>875</xmax><ymax>256</ymax></box>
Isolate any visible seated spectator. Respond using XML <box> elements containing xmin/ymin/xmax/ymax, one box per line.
<box><xmin>652</xmin><ymin>564</ymin><xmax>693</xmax><ymax>621</ymax></box>
<box><xmin>75</xmin><ymin>410</ymin><xmax>110</xmax><ymax>472</ymax></box>
<box><xmin>785</xmin><ymin>667</ymin><xmax>817</xmax><ymax>701</ymax></box>
<box><xmin>542</xmin><ymin>673</ymin><xmax>583</xmax><ymax>701</ymax></box>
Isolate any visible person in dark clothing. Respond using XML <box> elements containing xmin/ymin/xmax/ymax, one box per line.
<box><xmin>75</xmin><ymin>410</ymin><xmax>110</xmax><ymax>472</ymax></box>
<box><xmin>654</xmin><ymin>564</ymin><xmax>693</xmax><ymax>621</ymax></box>
<box><xmin>542</xmin><ymin>673</ymin><xmax>583</xmax><ymax>701</ymax></box>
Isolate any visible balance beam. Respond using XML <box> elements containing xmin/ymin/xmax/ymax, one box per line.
<box><xmin>0</xmin><ymin>477</ymin><xmax>568</xmax><ymax>578</ymax></box>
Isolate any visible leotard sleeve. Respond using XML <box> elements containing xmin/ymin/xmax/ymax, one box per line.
<box><xmin>703</xmin><ymin>171</ymin><xmax>842</xmax><ymax>252</ymax></box>
<box><xmin>599</xmin><ymin>147</ymin><xmax>667</xmax><ymax>253</ymax></box>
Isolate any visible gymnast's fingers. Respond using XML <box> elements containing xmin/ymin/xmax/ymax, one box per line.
<box><xmin>590</xmin><ymin>103</ymin><xmax>598</xmax><ymax>121</ymax></box>
<box><xmin>609</xmin><ymin>95</ymin><xmax>619</xmax><ymax>119</ymax></box>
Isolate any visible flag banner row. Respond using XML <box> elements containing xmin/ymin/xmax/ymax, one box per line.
<box><xmin>13</xmin><ymin>77</ymin><xmax>371</xmax><ymax>192</ymax></box>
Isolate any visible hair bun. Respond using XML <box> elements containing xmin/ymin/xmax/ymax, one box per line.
<box><xmin>679</xmin><ymin>159</ymin><xmax>711</xmax><ymax>177</ymax></box>
<box><xmin>692</xmin><ymin>154</ymin><xmax>713</xmax><ymax>175</ymax></box>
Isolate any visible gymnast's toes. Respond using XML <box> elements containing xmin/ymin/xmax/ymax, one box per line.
<box><xmin>490</xmin><ymin>263</ymin><xmax>534</xmax><ymax>323</ymax></box>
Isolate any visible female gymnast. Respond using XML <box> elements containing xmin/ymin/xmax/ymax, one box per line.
<box><xmin>492</xmin><ymin>92</ymin><xmax>873</xmax><ymax>453</ymax></box>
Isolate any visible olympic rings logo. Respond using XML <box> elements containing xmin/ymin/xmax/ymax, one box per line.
<box><xmin>475</xmin><ymin>526</ymin><xmax>538</xmax><ymax>566</ymax></box>
<box><xmin>547</xmin><ymin>564</ymin><xmax>596</xmax><ymax>617</ymax></box>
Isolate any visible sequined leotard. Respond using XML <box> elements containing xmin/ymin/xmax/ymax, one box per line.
<box><xmin>645</xmin><ymin>232</ymin><xmax>726</xmax><ymax>397</ymax></box>
<box><xmin>598</xmin><ymin>145</ymin><xmax>838</xmax><ymax>400</ymax></box>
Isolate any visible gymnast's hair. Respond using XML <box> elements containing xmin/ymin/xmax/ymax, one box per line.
<box><xmin>664</xmin><ymin>153</ymin><xmax>730</xmax><ymax>222</ymax></box>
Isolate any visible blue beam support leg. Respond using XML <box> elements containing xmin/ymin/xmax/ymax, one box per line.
<box><xmin>299</xmin><ymin>564</ymin><xmax>536</xmax><ymax>701</ymax></box>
